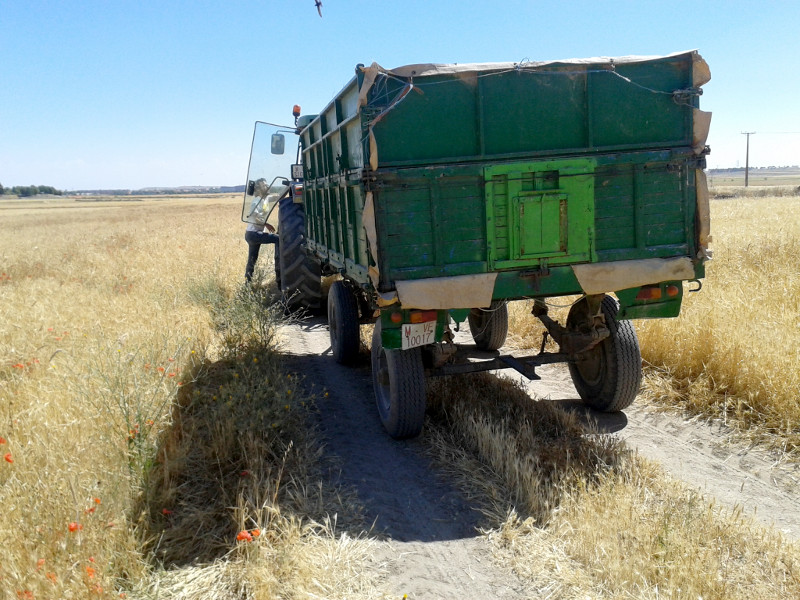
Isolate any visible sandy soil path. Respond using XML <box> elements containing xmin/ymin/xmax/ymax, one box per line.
<box><xmin>523</xmin><ymin>363</ymin><xmax>800</xmax><ymax>539</ymax></box>
<box><xmin>279</xmin><ymin>316</ymin><xmax>800</xmax><ymax>598</ymax></box>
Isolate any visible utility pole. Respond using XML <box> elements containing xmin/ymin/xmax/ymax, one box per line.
<box><xmin>741</xmin><ymin>131</ymin><xmax>756</xmax><ymax>187</ymax></box>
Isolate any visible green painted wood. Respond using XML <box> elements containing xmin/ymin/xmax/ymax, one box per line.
<box><xmin>485</xmin><ymin>158</ymin><xmax>596</xmax><ymax>270</ymax></box>
<box><xmin>361</xmin><ymin>53</ymin><xmax>700</xmax><ymax>167</ymax></box>
<box><xmin>298</xmin><ymin>53</ymin><xmax>707</xmax><ymax>306</ymax></box>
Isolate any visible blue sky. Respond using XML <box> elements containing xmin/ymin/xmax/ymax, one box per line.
<box><xmin>2</xmin><ymin>0</ymin><xmax>799</xmax><ymax>190</ymax></box>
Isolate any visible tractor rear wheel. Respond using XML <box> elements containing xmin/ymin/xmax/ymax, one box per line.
<box><xmin>371</xmin><ymin>320</ymin><xmax>427</xmax><ymax>439</ymax></box>
<box><xmin>277</xmin><ymin>195</ymin><xmax>321</xmax><ymax>312</ymax></box>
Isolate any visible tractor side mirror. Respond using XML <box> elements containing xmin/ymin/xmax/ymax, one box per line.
<box><xmin>271</xmin><ymin>133</ymin><xmax>285</xmax><ymax>155</ymax></box>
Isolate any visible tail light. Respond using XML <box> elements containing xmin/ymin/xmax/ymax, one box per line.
<box><xmin>409</xmin><ymin>310</ymin><xmax>438</xmax><ymax>324</ymax></box>
<box><xmin>291</xmin><ymin>183</ymin><xmax>303</xmax><ymax>200</ymax></box>
<box><xmin>635</xmin><ymin>286</ymin><xmax>662</xmax><ymax>301</ymax></box>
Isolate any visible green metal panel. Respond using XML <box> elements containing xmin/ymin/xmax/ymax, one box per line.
<box><xmin>477</xmin><ymin>69</ymin><xmax>589</xmax><ymax>155</ymax></box>
<box><xmin>594</xmin><ymin>157</ymin><xmax>694</xmax><ymax>262</ymax></box>
<box><xmin>298</xmin><ymin>53</ymin><xmax>708</xmax><ymax>310</ymax></box>
<box><xmin>373</xmin><ymin>168</ymin><xmax>489</xmax><ymax>284</ymax></box>
<box><xmin>371</xmin><ymin>75</ymin><xmax>480</xmax><ymax>164</ymax></box>
<box><xmin>363</xmin><ymin>53</ymin><xmax>701</xmax><ymax>167</ymax></box>
<box><xmin>492</xmin><ymin>265</ymin><xmax>583</xmax><ymax>299</ymax></box>
<box><xmin>484</xmin><ymin>158</ymin><xmax>596</xmax><ymax>270</ymax></box>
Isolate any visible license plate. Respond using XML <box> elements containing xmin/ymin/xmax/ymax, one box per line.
<box><xmin>401</xmin><ymin>321</ymin><xmax>436</xmax><ymax>350</ymax></box>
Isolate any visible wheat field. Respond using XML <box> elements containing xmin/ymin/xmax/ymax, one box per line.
<box><xmin>636</xmin><ymin>194</ymin><xmax>800</xmax><ymax>453</ymax></box>
<box><xmin>2</xmin><ymin>193</ymin><xmax>799</xmax><ymax>599</ymax></box>
<box><xmin>0</xmin><ymin>196</ymin><xmax>379</xmax><ymax>599</ymax></box>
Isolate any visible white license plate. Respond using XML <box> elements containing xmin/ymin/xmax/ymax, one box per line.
<box><xmin>401</xmin><ymin>321</ymin><xmax>436</xmax><ymax>350</ymax></box>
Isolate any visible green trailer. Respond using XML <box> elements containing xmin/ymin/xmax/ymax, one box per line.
<box><xmin>243</xmin><ymin>50</ymin><xmax>712</xmax><ymax>439</ymax></box>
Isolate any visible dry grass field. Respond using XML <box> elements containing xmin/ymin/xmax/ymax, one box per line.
<box><xmin>2</xmin><ymin>193</ymin><xmax>799</xmax><ymax>599</ymax></box>
<box><xmin>0</xmin><ymin>195</ymin><xmax>379</xmax><ymax>599</ymax></box>
<box><xmin>635</xmin><ymin>193</ymin><xmax>800</xmax><ymax>454</ymax></box>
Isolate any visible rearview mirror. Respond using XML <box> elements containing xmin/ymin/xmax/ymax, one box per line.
<box><xmin>271</xmin><ymin>133</ymin><xmax>285</xmax><ymax>155</ymax></box>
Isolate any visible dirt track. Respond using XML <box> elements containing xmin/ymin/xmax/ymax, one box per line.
<box><xmin>280</xmin><ymin>316</ymin><xmax>800</xmax><ymax>598</ymax></box>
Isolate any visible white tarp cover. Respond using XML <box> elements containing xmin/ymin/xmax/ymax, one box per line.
<box><xmin>572</xmin><ymin>257</ymin><xmax>696</xmax><ymax>296</ymax></box>
<box><xmin>360</xmin><ymin>50</ymin><xmax>708</xmax><ymax>81</ymax></box>
<box><xmin>693</xmin><ymin>109</ymin><xmax>712</xmax><ymax>155</ymax></box>
<box><xmin>395</xmin><ymin>273</ymin><xmax>499</xmax><ymax>310</ymax></box>
<box><xmin>695</xmin><ymin>169</ymin><xmax>712</xmax><ymax>260</ymax></box>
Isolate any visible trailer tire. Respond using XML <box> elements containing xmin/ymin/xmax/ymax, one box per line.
<box><xmin>371</xmin><ymin>320</ymin><xmax>427</xmax><ymax>439</ymax></box>
<box><xmin>328</xmin><ymin>280</ymin><xmax>360</xmax><ymax>365</ymax></box>
<box><xmin>468</xmin><ymin>301</ymin><xmax>508</xmax><ymax>351</ymax></box>
<box><xmin>277</xmin><ymin>195</ymin><xmax>321</xmax><ymax>312</ymax></box>
<box><xmin>567</xmin><ymin>295</ymin><xmax>641</xmax><ymax>412</ymax></box>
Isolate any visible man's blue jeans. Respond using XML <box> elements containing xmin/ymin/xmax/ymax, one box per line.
<box><xmin>245</xmin><ymin>230</ymin><xmax>279</xmax><ymax>281</ymax></box>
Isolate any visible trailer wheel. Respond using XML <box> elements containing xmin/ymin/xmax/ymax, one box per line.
<box><xmin>328</xmin><ymin>280</ymin><xmax>360</xmax><ymax>365</ymax></box>
<box><xmin>567</xmin><ymin>295</ymin><xmax>641</xmax><ymax>412</ymax></box>
<box><xmin>277</xmin><ymin>195</ymin><xmax>321</xmax><ymax>312</ymax></box>
<box><xmin>371</xmin><ymin>320</ymin><xmax>427</xmax><ymax>439</ymax></box>
<box><xmin>468</xmin><ymin>301</ymin><xmax>508</xmax><ymax>351</ymax></box>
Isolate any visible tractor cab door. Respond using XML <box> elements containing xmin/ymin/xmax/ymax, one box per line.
<box><xmin>242</xmin><ymin>121</ymin><xmax>298</xmax><ymax>226</ymax></box>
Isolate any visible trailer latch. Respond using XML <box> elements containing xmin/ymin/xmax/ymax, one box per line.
<box><xmin>519</xmin><ymin>261</ymin><xmax>550</xmax><ymax>291</ymax></box>
<box><xmin>672</xmin><ymin>87</ymin><xmax>703</xmax><ymax>105</ymax></box>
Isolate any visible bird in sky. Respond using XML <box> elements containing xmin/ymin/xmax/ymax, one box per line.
<box><xmin>315</xmin><ymin>0</ymin><xmax>322</xmax><ymax>17</ymax></box>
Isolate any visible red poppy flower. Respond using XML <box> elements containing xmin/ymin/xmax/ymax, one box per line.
<box><xmin>236</xmin><ymin>530</ymin><xmax>253</xmax><ymax>542</ymax></box>
<box><xmin>4</xmin><ymin>453</ymin><xmax>12</xmax><ymax>463</ymax></box>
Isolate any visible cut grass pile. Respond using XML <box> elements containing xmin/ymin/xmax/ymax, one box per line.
<box><xmin>424</xmin><ymin>373</ymin><xmax>800</xmax><ymax>599</ymax></box>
